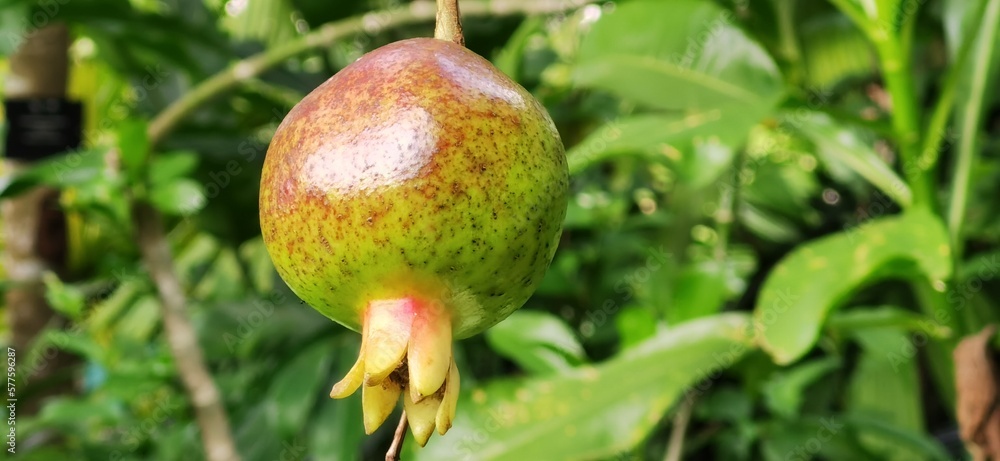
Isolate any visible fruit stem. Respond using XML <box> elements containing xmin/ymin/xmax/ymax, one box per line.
<box><xmin>435</xmin><ymin>0</ymin><xmax>465</xmax><ymax>46</ymax></box>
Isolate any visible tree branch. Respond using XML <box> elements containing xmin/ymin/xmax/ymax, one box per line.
<box><xmin>147</xmin><ymin>0</ymin><xmax>596</xmax><ymax>146</ymax></box>
<box><xmin>134</xmin><ymin>205</ymin><xmax>240</xmax><ymax>461</ymax></box>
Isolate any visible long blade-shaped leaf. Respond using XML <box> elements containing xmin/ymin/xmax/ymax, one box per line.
<box><xmin>568</xmin><ymin>112</ymin><xmax>751</xmax><ymax>187</ymax></box>
<box><xmin>411</xmin><ymin>313</ymin><xmax>754</xmax><ymax>460</ymax></box>
<box><xmin>791</xmin><ymin>111</ymin><xmax>912</xmax><ymax>208</ymax></box>
<box><xmin>947</xmin><ymin>0</ymin><xmax>1000</xmax><ymax>249</ymax></box>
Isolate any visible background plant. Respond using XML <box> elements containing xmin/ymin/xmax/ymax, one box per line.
<box><xmin>1</xmin><ymin>0</ymin><xmax>998</xmax><ymax>460</ymax></box>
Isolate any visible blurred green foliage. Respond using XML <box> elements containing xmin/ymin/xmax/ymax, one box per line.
<box><xmin>1</xmin><ymin>0</ymin><xmax>1000</xmax><ymax>460</ymax></box>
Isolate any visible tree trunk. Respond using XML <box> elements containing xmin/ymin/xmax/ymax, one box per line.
<box><xmin>2</xmin><ymin>23</ymin><xmax>76</xmax><ymax>416</ymax></box>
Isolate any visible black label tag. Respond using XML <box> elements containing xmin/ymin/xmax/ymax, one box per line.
<box><xmin>3</xmin><ymin>98</ymin><xmax>83</xmax><ymax>162</ymax></box>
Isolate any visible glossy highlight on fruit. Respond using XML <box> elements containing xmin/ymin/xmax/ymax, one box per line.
<box><xmin>259</xmin><ymin>37</ymin><xmax>568</xmax><ymax>445</ymax></box>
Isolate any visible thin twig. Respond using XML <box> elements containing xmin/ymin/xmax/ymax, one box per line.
<box><xmin>663</xmin><ymin>394</ymin><xmax>695</xmax><ymax>461</ymax></box>
<box><xmin>146</xmin><ymin>0</ymin><xmax>597</xmax><ymax>146</ymax></box>
<box><xmin>386</xmin><ymin>411</ymin><xmax>409</xmax><ymax>461</ymax></box>
<box><xmin>134</xmin><ymin>205</ymin><xmax>240</xmax><ymax>461</ymax></box>
<box><xmin>435</xmin><ymin>0</ymin><xmax>465</xmax><ymax>45</ymax></box>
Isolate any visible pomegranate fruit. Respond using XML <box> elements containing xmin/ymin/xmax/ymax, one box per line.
<box><xmin>259</xmin><ymin>37</ymin><xmax>568</xmax><ymax>445</ymax></box>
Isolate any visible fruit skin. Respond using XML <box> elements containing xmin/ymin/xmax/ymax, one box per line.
<box><xmin>259</xmin><ymin>37</ymin><xmax>568</xmax><ymax>339</ymax></box>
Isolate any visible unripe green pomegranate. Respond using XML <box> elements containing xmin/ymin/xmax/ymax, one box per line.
<box><xmin>259</xmin><ymin>37</ymin><xmax>568</xmax><ymax>445</ymax></box>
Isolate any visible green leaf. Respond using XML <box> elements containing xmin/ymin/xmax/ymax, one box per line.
<box><xmin>235</xmin><ymin>404</ymin><xmax>286</xmax><ymax>461</ymax></box>
<box><xmin>0</xmin><ymin>3</ymin><xmax>29</xmax><ymax>56</ymax></box>
<box><xmin>828</xmin><ymin>307</ymin><xmax>952</xmax><ymax>339</ymax></box>
<box><xmin>761</xmin><ymin>357</ymin><xmax>841</xmax><ymax>419</ymax></box>
<box><xmin>39</xmin><ymin>329</ymin><xmax>104</xmax><ymax>362</ymax></box>
<box><xmin>799</xmin><ymin>15</ymin><xmax>877</xmax><ymax>89</ymax></box>
<box><xmin>759</xmin><ymin>416</ymin><xmax>873</xmax><ymax>461</ymax></box>
<box><xmin>945</xmin><ymin>0</ymin><xmax>1000</xmax><ymax>248</ymax></box>
<box><xmin>485</xmin><ymin>310</ymin><xmax>586</xmax><ymax>375</ymax></box>
<box><xmin>576</xmin><ymin>55</ymin><xmax>770</xmax><ymax>112</ymax></box>
<box><xmin>148</xmin><ymin>178</ymin><xmax>206</xmax><ymax>215</ymax></box>
<box><xmin>827</xmin><ymin>0</ymin><xmax>913</xmax><ymax>41</ymax></box>
<box><xmin>715</xmin><ymin>421</ymin><xmax>759</xmax><ymax>461</ymax></box>
<box><xmin>570</xmin><ymin>0</ymin><xmax>783</xmax><ymax>185</ymax></box>
<box><xmin>42</xmin><ymin>272</ymin><xmax>86</xmax><ymax>320</ymax></box>
<box><xmin>88</xmin><ymin>278</ymin><xmax>145</xmax><ymax>333</ymax></box>
<box><xmin>959</xmin><ymin>250</ymin><xmax>1000</xmax><ymax>281</ymax></box>
<box><xmin>223</xmin><ymin>0</ymin><xmax>297</xmax><ymax>47</ymax></box>
<box><xmin>493</xmin><ymin>16</ymin><xmax>544</xmax><ymax>79</ymax></box>
<box><xmin>790</xmin><ymin>111</ymin><xmax>912</xmax><ymax>208</ymax></box>
<box><xmin>59</xmin><ymin>0</ymin><xmax>226</xmax><ymax>76</ymax></box>
<box><xmin>412</xmin><ymin>313</ymin><xmax>755</xmax><ymax>460</ymax></box>
<box><xmin>193</xmin><ymin>248</ymin><xmax>247</xmax><ymax>301</ymax></box>
<box><xmin>37</xmin><ymin>396</ymin><xmax>124</xmax><ymax>430</ymax></box>
<box><xmin>615</xmin><ymin>305</ymin><xmax>659</xmax><ymax>350</ymax></box>
<box><xmin>174</xmin><ymin>233</ymin><xmax>221</xmax><ymax>281</ymax></box>
<box><xmin>695</xmin><ymin>386</ymin><xmax>753</xmax><ymax>423</ymax></box>
<box><xmin>847</xmin><ymin>328</ymin><xmax>925</xmax><ymax>460</ymax></box>
<box><xmin>753</xmin><ymin>209</ymin><xmax>951</xmax><ymax>364</ymax></box>
<box><xmin>741</xmin><ymin>158</ymin><xmax>821</xmax><ymax>226</ymax></box>
<box><xmin>567</xmin><ymin>112</ymin><xmax>748</xmax><ymax>186</ymax></box>
<box><xmin>846</xmin><ymin>416</ymin><xmax>951</xmax><ymax>461</ymax></box>
<box><xmin>575</xmin><ymin>1</ymin><xmax>783</xmax><ymax>112</ymax></box>
<box><xmin>534</xmin><ymin>250</ymin><xmax>581</xmax><ymax>296</ymax></box>
<box><xmin>115</xmin><ymin>295</ymin><xmax>161</xmax><ymax>342</ymax></box>
<box><xmin>739</xmin><ymin>202</ymin><xmax>802</xmax><ymax>243</ymax></box>
<box><xmin>0</xmin><ymin>148</ymin><xmax>108</xmax><ymax>199</ymax></box>
<box><xmin>239</xmin><ymin>237</ymin><xmax>276</xmax><ymax>293</ymax></box>
<box><xmin>309</xmin><ymin>336</ymin><xmax>365</xmax><ymax>461</ymax></box>
<box><xmin>117</xmin><ymin>120</ymin><xmax>149</xmax><ymax>179</ymax></box>
<box><xmin>664</xmin><ymin>260</ymin><xmax>729</xmax><ymax>324</ymax></box>
<box><xmin>569</xmin><ymin>0</ymin><xmax>784</xmax><ymax>185</ymax></box>
<box><xmin>149</xmin><ymin>150</ymin><xmax>199</xmax><ymax>186</ymax></box>
<box><xmin>266</xmin><ymin>338</ymin><xmax>332</xmax><ymax>438</ymax></box>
